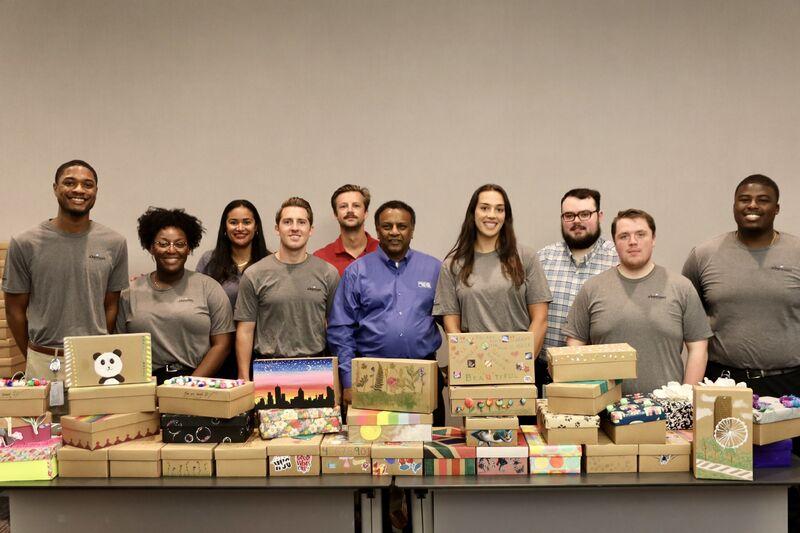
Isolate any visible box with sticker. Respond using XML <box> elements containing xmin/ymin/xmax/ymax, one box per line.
<box><xmin>215</xmin><ymin>436</ymin><xmax>269</xmax><ymax>477</ymax></box>
<box><xmin>546</xmin><ymin>343</ymin><xmax>637</xmax><ymax>382</ymax></box>
<box><xmin>57</xmin><ymin>445</ymin><xmax>109</xmax><ymax>478</ymax></box>
<box><xmin>0</xmin><ymin>412</ymin><xmax>52</xmax><ymax>446</ymax></box>
<box><xmin>0</xmin><ymin>436</ymin><xmax>61</xmax><ymax>481</ymax></box>
<box><xmin>157</xmin><ymin>377</ymin><xmax>254</xmax><ymax>419</ymax></box>
<box><xmin>693</xmin><ymin>383</ymin><xmax>753</xmax><ymax>481</ymax></box>
<box><xmin>449</xmin><ymin>384</ymin><xmax>536</xmax><ymax>417</ymax></box>
<box><xmin>61</xmin><ymin>411</ymin><xmax>160</xmax><ymax>450</ymax></box>
<box><xmin>423</xmin><ymin>427</ymin><xmax>476</xmax><ymax>476</ymax></box>
<box><xmin>162</xmin><ymin>442</ymin><xmax>216</xmax><ymax>477</ymax></box>
<box><xmin>68</xmin><ymin>381</ymin><xmax>156</xmax><ymax>416</ymax></box>
<box><xmin>162</xmin><ymin>410</ymin><xmax>254</xmax><ymax>443</ymax></box>
<box><xmin>584</xmin><ymin>431</ymin><xmax>638</xmax><ymax>473</ymax></box>
<box><xmin>602</xmin><ymin>394</ymin><xmax>667</xmax><ymax>445</ymax></box>
<box><xmin>639</xmin><ymin>431</ymin><xmax>691</xmax><ymax>472</ymax></box>
<box><xmin>267</xmin><ymin>434</ymin><xmax>322</xmax><ymax>476</ymax></box>
<box><xmin>320</xmin><ymin>432</ymin><xmax>372</xmax><ymax>474</ymax></box>
<box><xmin>537</xmin><ymin>400</ymin><xmax>599</xmax><ymax>445</ymax></box>
<box><xmin>545</xmin><ymin>380</ymin><xmax>622</xmax><ymax>416</ymax></box>
<box><xmin>258</xmin><ymin>406</ymin><xmax>342</xmax><ymax>439</ymax></box>
<box><xmin>108</xmin><ymin>436</ymin><xmax>164</xmax><ymax>478</ymax></box>
<box><xmin>447</xmin><ymin>332</ymin><xmax>535</xmax><ymax>386</ymax></box>
<box><xmin>0</xmin><ymin>377</ymin><xmax>50</xmax><ymax>417</ymax></box>
<box><xmin>476</xmin><ymin>433</ymin><xmax>528</xmax><ymax>475</ymax></box>
<box><xmin>371</xmin><ymin>441</ymin><xmax>423</xmax><ymax>476</ymax></box>
<box><xmin>465</xmin><ymin>416</ymin><xmax>519</xmax><ymax>447</ymax></box>
<box><xmin>63</xmin><ymin>333</ymin><xmax>152</xmax><ymax>388</ymax></box>
<box><xmin>346</xmin><ymin>407</ymin><xmax>432</xmax><ymax>443</ymax></box>
<box><xmin>522</xmin><ymin>425</ymin><xmax>581</xmax><ymax>474</ymax></box>
<box><xmin>352</xmin><ymin>358</ymin><xmax>438</xmax><ymax>414</ymax></box>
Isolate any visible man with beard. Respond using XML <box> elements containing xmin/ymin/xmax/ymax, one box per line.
<box><xmin>2</xmin><ymin>160</ymin><xmax>129</xmax><ymax>409</ymax></box>
<box><xmin>314</xmin><ymin>184</ymin><xmax>379</xmax><ymax>276</ymax></box>
<box><xmin>536</xmin><ymin>189</ymin><xmax>618</xmax><ymax>388</ymax></box>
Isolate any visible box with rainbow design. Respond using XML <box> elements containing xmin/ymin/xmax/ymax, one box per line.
<box><xmin>0</xmin><ymin>437</ymin><xmax>62</xmax><ymax>481</ymax></box>
<box><xmin>346</xmin><ymin>407</ymin><xmax>432</xmax><ymax>443</ymax></box>
<box><xmin>157</xmin><ymin>377</ymin><xmax>254</xmax><ymax>418</ymax></box>
<box><xmin>522</xmin><ymin>425</ymin><xmax>581</xmax><ymax>474</ymax></box>
<box><xmin>61</xmin><ymin>411</ymin><xmax>160</xmax><ymax>450</ymax></box>
<box><xmin>447</xmin><ymin>332</ymin><xmax>535</xmax><ymax>385</ymax></box>
<box><xmin>449</xmin><ymin>384</ymin><xmax>536</xmax><ymax>417</ymax></box>
<box><xmin>547</xmin><ymin>343</ymin><xmax>637</xmax><ymax>382</ymax></box>
<box><xmin>423</xmin><ymin>427</ymin><xmax>476</xmax><ymax>476</ymax></box>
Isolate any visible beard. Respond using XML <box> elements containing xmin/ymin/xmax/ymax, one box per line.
<box><xmin>562</xmin><ymin>225</ymin><xmax>601</xmax><ymax>250</ymax></box>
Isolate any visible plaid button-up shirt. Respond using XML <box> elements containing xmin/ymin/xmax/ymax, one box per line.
<box><xmin>536</xmin><ymin>237</ymin><xmax>619</xmax><ymax>354</ymax></box>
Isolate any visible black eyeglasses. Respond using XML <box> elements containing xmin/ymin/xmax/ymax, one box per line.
<box><xmin>561</xmin><ymin>210</ymin><xmax>597</xmax><ymax>222</ymax></box>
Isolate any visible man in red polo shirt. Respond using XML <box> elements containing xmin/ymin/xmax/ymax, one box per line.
<box><xmin>314</xmin><ymin>184</ymin><xmax>379</xmax><ymax>275</ymax></box>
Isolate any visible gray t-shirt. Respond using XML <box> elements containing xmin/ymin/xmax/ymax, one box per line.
<box><xmin>563</xmin><ymin>265</ymin><xmax>712</xmax><ymax>395</ymax></box>
<box><xmin>196</xmin><ymin>250</ymin><xmax>242</xmax><ymax>308</ymax></box>
<box><xmin>432</xmin><ymin>246</ymin><xmax>553</xmax><ymax>332</ymax></box>
<box><xmin>235</xmin><ymin>254</ymin><xmax>340</xmax><ymax>357</ymax></box>
<box><xmin>2</xmin><ymin>220</ymin><xmax>129</xmax><ymax>348</ymax></box>
<box><xmin>682</xmin><ymin>232</ymin><xmax>800</xmax><ymax>370</ymax></box>
<box><xmin>116</xmin><ymin>270</ymin><xmax>235</xmax><ymax>370</ymax></box>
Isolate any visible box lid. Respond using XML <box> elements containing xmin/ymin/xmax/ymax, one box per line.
<box><xmin>162</xmin><ymin>410</ymin><xmax>252</xmax><ymax>427</ymax></box>
<box><xmin>521</xmin><ymin>425</ymin><xmax>581</xmax><ymax>457</ymax></box>
<box><xmin>424</xmin><ymin>427</ymin><xmax>476</xmax><ymax>459</ymax></box>
<box><xmin>0</xmin><ymin>380</ymin><xmax>50</xmax><ymax>400</ymax></box>
<box><xmin>475</xmin><ymin>433</ymin><xmax>528</xmax><ymax>458</ymax></box>
<box><xmin>161</xmin><ymin>442</ymin><xmax>216</xmax><ymax>460</ymax></box>
<box><xmin>537</xmin><ymin>400</ymin><xmax>599</xmax><ymax>429</ymax></box>
<box><xmin>61</xmin><ymin>411</ymin><xmax>159</xmax><ymax>433</ymax></box>
<box><xmin>547</xmin><ymin>344</ymin><xmax>636</xmax><ymax>366</ymax></box>
<box><xmin>215</xmin><ymin>437</ymin><xmax>268</xmax><ymax>460</ymax></box>
<box><xmin>69</xmin><ymin>380</ymin><xmax>156</xmax><ymax>400</ymax></box>
<box><xmin>346</xmin><ymin>407</ymin><xmax>432</xmax><ymax>426</ymax></box>
<box><xmin>57</xmin><ymin>445</ymin><xmax>109</xmax><ymax>461</ymax></box>
<box><xmin>465</xmin><ymin>416</ymin><xmax>519</xmax><ymax>431</ymax></box>
<box><xmin>545</xmin><ymin>380</ymin><xmax>622</xmax><ymax>399</ymax></box>
<box><xmin>157</xmin><ymin>378</ymin><xmax>254</xmax><ymax>402</ymax></box>
<box><xmin>320</xmin><ymin>432</ymin><xmax>371</xmax><ymax>457</ymax></box>
<box><xmin>266</xmin><ymin>434</ymin><xmax>323</xmax><ymax>455</ymax></box>
<box><xmin>107</xmin><ymin>436</ymin><xmax>164</xmax><ymax>461</ymax></box>
<box><xmin>0</xmin><ymin>437</ymin><xmax>62</xmax><ymax>462</ymax></box>
<box><xmin>449</xmin><ymin>384</ymin><xmax>536</xmax><ymax>401</ymax></box>
<box><xmin>371</xmin><ymin>441</ymin><xmax>424</xmax><ymax>459</ymax></box>
<box><xmin>605</xmin><ymin>394</ymin><xmax>666</xmax><ymax>425</ymax></box>
<box><xmin>639</xmin><ymin>431</ymin><xmax>691</xmax><ymax>455</ymax></box>
<box><xmin>584</xmin><ymin>431</ymin><xmax>638</xmax><ymax>456</ymax></box>
<box><xmin>63</xmin><ymin>333</ymin><xmax>152</xmax><ymax>388</ymax></box>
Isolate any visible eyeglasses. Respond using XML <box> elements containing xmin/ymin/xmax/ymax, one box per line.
<box><xmin>561</xmin><ymin>210</ymin><xmax>597</xmax><ymax>222</ymax></box>
<box><xmin>153</xmin><ymin>240</ymin><xmax>189</xmax><ymax>251</ymax></box>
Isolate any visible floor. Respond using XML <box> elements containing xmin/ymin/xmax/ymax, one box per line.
<box><xmin>0</xmin><ymin>495</ymin><xmax>8</xmax><ymax>533</ymax></box>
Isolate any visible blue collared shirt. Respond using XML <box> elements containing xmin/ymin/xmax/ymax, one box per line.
<box><xmin>327</xmin><ymin>246</ymin><xmax>443</xmax><ymax>387</ymax></box>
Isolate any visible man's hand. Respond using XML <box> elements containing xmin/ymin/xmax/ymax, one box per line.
<box><xmin>342</xmin><ymin>387</ymin><xmax>352</xmax><ymax>405</ymax></box>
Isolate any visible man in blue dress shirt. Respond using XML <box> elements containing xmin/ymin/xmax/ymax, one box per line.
<box><xmin>327</xmin><ymin>200</ymin><xmax>443</xmax><ymax>419</ymax></box>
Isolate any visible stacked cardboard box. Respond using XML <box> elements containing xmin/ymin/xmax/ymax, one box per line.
<box><xmin>346</xmin><ymin>407</ymin><xmax>429</xmax><ymax>476</ymax></box>
<box><xmin>321</xmin><ymin>431</ymin><xmax>372</xmax><ymax>474</ymax></box>
<box><xmin>0</xmin><ymin>243</ymin><xmax>25</xmax><ymax>377</ymax></box>
<box><xmin>423</xmin><ymin>427</ymin><xmax>476</xmax><ymax>476</ymax></box>
<box><xmin>752</xmin><ymin>394</ymin><xmax>800</xmax><ymax>446</ymax></box>
<box><xmin>522</xmin><ymin>425</ymin><xmax>581</xmax><ymax>474</ymax></box>
<box><xmin>601</xmin><ymin>394</ymin><xmax>667</xmax><ymax>445</ymax></box>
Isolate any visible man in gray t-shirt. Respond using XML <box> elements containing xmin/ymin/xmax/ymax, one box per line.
<box><xmin>564</xmin><ymin>209</ymin><xmax>711</xmax><ymax>394</ymax></box>
<box><xmin>234</xmin><ymin>197</ymin><xmax>339</xmax><ymax>379</ymax></box>
<box><xmin>2</xmin><ymin>160</ymin><xmax>128</xmax><ymax>404</ymax></box>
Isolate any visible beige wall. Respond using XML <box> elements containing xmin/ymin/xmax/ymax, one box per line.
<box><xmin>1</xmin><ymin>0</ymin><xmax>798</xmax><ymax>274</ymax></box>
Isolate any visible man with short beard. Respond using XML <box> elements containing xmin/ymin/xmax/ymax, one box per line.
<box><xmin>536</xmin><ymin>189</ymin><xmax>618</xmax><ymax>371</ymax></box>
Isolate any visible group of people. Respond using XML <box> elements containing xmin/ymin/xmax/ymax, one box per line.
<box><xmin>2</xmin><ymin>160</ymin><xmax>798</xmax><ymax>417</ymax></box>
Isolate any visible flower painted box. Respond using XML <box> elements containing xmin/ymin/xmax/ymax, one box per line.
<box><xmin>693</xmin><ymin>384</ymin><xmax>753</xmax><ymax>481</ymax></box>
<box><xmin>157</xmin><ymin>377</ymin><xmax>255</xmax><ymax>419</ymax></box>
<box><xmin>353</xmin><ymin>358</ymin><xmax>438</xmax><ymax>414</ymax></box>
<box><xmin>476</xmin><ymin>433</ymin><xmax>528</xmax><ymax>475</ymax></box>
<box><xmin>0</xmin><ymin>412</ymin><xmax>52</xmax><ymax>446</ymax></box>
<box><xmin>584</xmin><ymin>431</ymin><xmax>638</xmax><ymax>473</ymax></box>
<box><xmin>346</xmin><ymin>407</ymin><xmax>432</xmax><ymax>443</ymax></box>
<box><xmin>371</xmin><ymin>441</ymin><xmax>423</xmax><ymax>476</ymax></box>
<box><xmin>215</xmin><ymin>437</ymin><xmax>269</xmax><ymax>477</ymax></box>
<box><xmin>0</xmin><ymin>437</ymin><xmax>61</xmax><ymax>481</ymax></box>
<box><xmin>162</xmin><ymin>410</ymin><xmax>254</xmax><ymax>443</ymax></box>
<box><xmin>639</xmin><ymin>431</ymin><xmax>691</xmax><ymax>472</ymax></box>
<box><xmin>162</xmin><ymin>442</ymin><xmax>217</xmax><ymax>477</ymax></box>
<box><xmin>63</xmin><ymin>333</ymin><xmax>152</xmax><ymax>388</ymax></box>
<box><xmin>447</xmin><ymin>332</ymin><xmax>535</xmax><ymax>386</ymax></box>
<box><xmin>423</xmin><ymin>427</ymin><xmax>476</xmax><ymax>476</ymax></box>
<box><xmin>465</xmin><ymin>416</ymin><xmax>519</xmax><ymax>447</ymax></box>
<box><xmin>449</xmin><ymin>384</ymin><xmax>536</xmax><ymax>417</ymax></box>
<box><xmin>57</xmin><ymin>445</ymin><xmax>109</xmax><ymax>478</ymax></box>
<box><xmin>0</xmin><ymin>378</ymin><xmax>50</xmax><ymax>417</ymax></box>
<box><xmin>522</xmin><ymin>425</ymin><xmax>581</xmax><ymax>474</ymax></box>
<box><xmin>258</xmin><ymin>406</ymin><xmax>342</xmax><ymax>439</ymax></box>
<box><xmin>267</xmin><ymin>434</ymin><xmax>322</xmax><ymax>476</ymax></box>
<box><xmin>545</xmin><ymin>380</ymin><xmax>622</xmax><ymax>416</ymax></box>
<box><xmin>61</xmin><ymin>411</ymin><xmax>160</xmax><ymax>450</ymax></box>
<box><xmin>320</xmin><ymin>432</ymin><xmax>372</xmax><ymax>474</ymax></box>
<box><xmin>537</xmin><ymin>400</ymin><xmax>599</xmax><ymax>445</ymax></box>
<box><xmin>68</xmin><ymin>381</ymin><xmax>157</xmax><ymax>416</ymax></box>
<box><xmin>546</xmin><ymin>343</ymin><xmax>637</xmax><ymax>382</ymax></box>
<box><xmin>108</xmin><ymin>436</ymin><xmax>164</xmax><ymax>478</ymax></box>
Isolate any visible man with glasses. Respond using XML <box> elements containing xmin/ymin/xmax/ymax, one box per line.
<box><xmin>536</xmin><ymin>188</ymin><xmax>617</xmax><ymax>391</ymax></box>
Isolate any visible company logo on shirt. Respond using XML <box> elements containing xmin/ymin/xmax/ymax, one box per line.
<box><xmin>88</xmin><ymin>253</ymin><xmax>107</xmax><ymax>260</ymax></box>
<box><xmin>648</xmin><ymin>293</ymin><xmax>666</xmax><ymax>300</ymax></box>
<box><xmin>417</xmin><ymin>281</ymin><xmax>432</xmax><ymax>289</ymax></box>
<box><xmin>306</xmin><ymin>286</ymin><xmax>323</xmax><ymax>292</ymax></box>
<box><xmin>771</xmin><ymin>265</ymin><xmax>794</xmax><ymax>272</ymax></box>
<box><xmin>178</xmin><ymin>298</ymin><xmax>194</xmax><ymax>303</ymax></box>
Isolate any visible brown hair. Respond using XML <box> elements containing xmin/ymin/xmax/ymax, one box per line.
<box><xmin>330</xmin><ymin>184</ymin><xmax>371</xmax><ymax>213</ymax></box>
<box><xmin>275</xmin><ymin>197</ymin><xmax>313</xmax><ymax>225</ymax></box>
<box><xmin>611</xmin><ymin>208</ymin><xmax>656</xmax><ymax>239</ymax></box>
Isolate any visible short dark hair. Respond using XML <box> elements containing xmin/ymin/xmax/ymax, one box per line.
<box><xmin>55</xmin><ymin>160</ymin><xmax>98</xmax><ymax>183</ymax></box>
<box><xmin>137</xmin><ymin>207</ymin><xmax>205</xmax><ymax>250</ymax></box>
<box><xmin>275</xmin><ymin>197</ymin><xmax>313</xmax><ymax>225</ymax></box>
<box><xmin>374</xmin><ymin>200</ymin><xmax>416</xmax><ymax>227</ymax></box>
<box><xmin>735</xmin><ymin>174</ymin><xmax>780</xmax><ymax>201</ymax></box>
<box><xmin>561</xmin><ymin>188</ymin><xmax>601</xmax><ymax>211</ymax></box>
<box><xmin>611</xmin><ymin>208</ymin><xmax>656</xmax><ymax>239</ymax></box>
<box><xmin>330</xmin><ymin>184</ymin><xmax>371</xmax><ymax>213</ymax></box>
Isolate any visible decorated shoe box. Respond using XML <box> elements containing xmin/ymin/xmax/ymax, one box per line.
<box><xmin>545</xmin><ymin>380</ymin><xmax>622</xmax><ymax>416</ymax></box>
<box><xmin>0</xmin><ymin>354</ymin><xmax>25</xmax><ymax>378</ymax></box>
<box><xmin>253</xmin><ymin>356</ymin><xmax>340</xmax><ymax>410</ymax></box>
<box><xmin>0</xmin><ymin>436</ymin><xmax>61</xmax><ymax>481</ymax></box>
<box><xmin>0</xmin><ymin>378</ymin><xmax>50</xmax><ymax>416</ymax></box>
<box><xmin>258</xmin><ymin>406</ymin><xmax>342</xmax><ymax>439</ymax></box>
<box><xmin>57</xmin><ymin>445</ymin><xmax>109</xmax><ymax>478</ymax></box>
<box><xmin>602</xmin><ymin>394</ymin><xmax>667</xmax><ymax>445</ymax></box>
<box><xmin>752</xmin><ymin>395</ymin><xmax>800</xmax><ymax>445</ymax></box>
<box><xmin>652</xmin><ymin>382</ymin><xmax>694</xmax><ymax>431</ymax></box>
<box><xmin>537</xmin><ymin>400</ymin><xmax>599</xmax><ymax>445</ymax></box>
<box><xmin>0</xmin><ymin>319</ymin><xmax>8</xmax><ymax>338</ymax></box>
<box><xmin>157</xmin><ymin>377</ymin><xmax>255</xmax><ymax>419</ymax></box>
<box><xmin>638</xmin><ymin>431</ymin><xmax>691</xmax><ymax>472</ymax></box>
<box><xmin>0</xmin><ymin>346</ymin><xmax>22</xmax><ymax>359</ymax></box>
<box><xmin>61</xmin><ymin>411</ymin><xmax>160</xmax><ymax>450</ymax></box>
<box><xmin>64</xmin><ymin>333</ymin><xmax>152</xmax><ymax>388</ymax></box>
<box><xmin>476</xmin><ymin>433</ymin><xmax>528</xmax><ymax>475</ymax></box>
<box><xmin>522</xmin><ymin>425</ymin><xmax>581</xmax><ymax>474</ymax></box>
<box><xmin>449</xmin><ymin>384</ymin><xmax>536</xmax><ymax>417</ymax></box>
<box><xmin>320</xmin><ymin>432</ymin><xmax>372</xmax><ymax>474</ymax></box>
<box><xmin>267</xmin><ymin>434</ymin><xmax>322</xmax><ymax>477</ymax></box>
<box><xmin>352</xmin><ymin>358</ymin><xmax>438</xmax><ymax>414</ymax></box>
<box><xmin>423</xmin><ymin>427</ymin><xmax>476</xmax><ymax>476</ymax></box>
<box><xmin>68</xmin><ymin>381</ymin><xmax>156</xmax><ymax>416</ymax></box>
<box><xmin>465</xmin><ymin>416</ymin><xmax>519</xmax><ymax>447</ymax></box>
<box><xmin>0</xmin><ymin>412</ymin><xmax>52</xmax><ymax>445</ymax></box>
<box><xmin>162</xmin><ymin>410</ymin><xmax>254</xmax><ymax>444</ymax></box>
<box><xmin>753</xmin><ymin>418</ymin><xmax>800</xmax><ymax>446</ymax></box>
<box><xmin>346</xmin><ymin>407</ymin><xmax>432</xmax><ymax>443</ymax></box>
<box><xmin>162</xmin><ymin>442</ymin><xmax>217</xmax><ymax>477</ymax></box>
<box><xmin>754</xmin><ymin>439</ymin><xmax>793</xmax><ymax>468</ymax></box>
<box><xmin>583</xmin><ymin>431</ymin><xmax>638</xmax><ymax>473</ymax></box>
<box><xmin>371</xmin><ymin>441</ymin><xmax>423</xmax><ymax>476</ymax></box>
<box><xmin>447</xmin><ymin>332</ymin><xmax>535</xmax><ymax>386</ymax></box>
<box><xmin>546</xmin><ymin>343</ymin><xmax>637</xmax><ymax>382</ymax></box>
<box><xmin>215</xmin><ymin>436</ymin><xmax>269</xmax><ymax>477</ymax></box>
<box><xmin>108</xmin><ymin>436</ymin><xmax>164</xmax><ymax>478</ymax></box>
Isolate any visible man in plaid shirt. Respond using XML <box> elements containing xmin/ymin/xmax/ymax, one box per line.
<box><xmin>536</xmin><ymin>188</ymin><xmax>618</xmax><ymax>391</ymax></box>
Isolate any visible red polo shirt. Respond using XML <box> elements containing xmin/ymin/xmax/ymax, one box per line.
<box><xmin>313</xmin><ymin>233</ymin><xmax>380</xmax><ymax>276</ymax></box>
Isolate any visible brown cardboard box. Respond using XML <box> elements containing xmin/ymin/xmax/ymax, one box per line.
<box><xmin>108</xmin><ymin>436</ymin><xmax>164</xmax><ymax>478</ymax></box>
<box><xmin>320</xmin><ymin>432</ymin><xmax>372</xmax><ymax>474</ymax></box>
<box><xmin>601</xmin><ymin>419</ymin><xmax>666</xmax><ymax>445</ymax></box>
<box><xmin>162</xmin><ymin>443</ymin><xmax>216</xmax><ymax>477</ymax></box>
<box><xmin>0</xmin><ymin>345</ymin><xmax>22</xmax><ymax>358</ymax></box>
<box><xmin>64</xmin><ymin>333</ymin><xmax>152</xmax><ymax>388</ymax></box>
<box><xmin>693</xmin><ymin>384</ymin><xmax>753</xmax><ymax>481</ymax></box>
<box><xmin>157</xmin><ymin>379</ymin><xmax>254</xmax><ymax>418</ymax></box>
<box><xmin>547</xmin><ymin>344</ymin><xmax>637</xmax><ymax>382</ymax></box>
<box><xmin>753</xmin><ymin>418</ymin><xmax>800</xmax><ymax>445</ymax></box>
<box><xmin>449</xmin><ymin>384</ymin><xmax>536</xmax><ymax>417</ymax></box>
<box><xmin>61</xmin><ymin>411</ymin><xmax>160</xmax><ymax>450</ymax></box>
<box><xmin>215</xmin><ymin>437</ymin><xmax>269</xmax><ymax>477</ymax></box>
<box><xmin>537</xmin><ymin>400</ymin><xmax>599</xmax><ymax>445</ymax></box>
<box><xmin>57</xmin><ymin>446</ymin><xmax>109</xmax><ymax>478</ymax></box>
<box><xmin>352</xmin><ymin>358</ymin><xmax>438</xmax><ymax>414</ymax></box>
<box><xmin>639</xmin><ymin>431</ymin><xmax>691</xmax><ymax>472</ymax></box>
<box><xmin>584</xmin><ymin>431</ymin><xmax>638</xmax><ymax>473</ymax></box>
<box><xmin>371</xmin><ymin>442</ymin><xmax>423</xmax><ymax>476</ymax></box>
<box><xmin>267</xmin><ymin>434</ymin><xmax>322</xmax><ymax>476</ymax></box>
<box><xmin>0</xmin><ymin>382</ymin><xmax>50</xmax><ymax>416</ymax></box>
<box><xmin>0</xmin><ymin>320</ymin><xmax>8</xmax><ymax>338</ymax></box>
<box><xmin>447</xmin><ymin>332</ymin><xmax>535</xmax><ymax>385</ymax></box>
<box><xmin>545</xmin><ymin>380</ymin><xmax>623</xmax><ymax>415</ymax></box>
<box><xmin>465</xmin><ymin>416</ymin><xmax>520</xmax><ymax>447</ymax></box>
<box><xmin>0</xmin><ymin>354</ymin><xmax>27</xmax><ymax>379</ymax></box>
<box><xmin>0</xmin><ymin>338</ymin><xmax>15</xmax><ymax>348</ymax></box>
<box><xmin>68</xmin><ymin>381</ymin><xmax>156</xmax><ymax>416</ymax></box>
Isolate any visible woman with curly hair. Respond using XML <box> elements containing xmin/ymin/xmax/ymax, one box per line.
<box><xmin>116</xmin><ymin>207</ymin><xmax>235</xmax><ymax>384</ymax></box>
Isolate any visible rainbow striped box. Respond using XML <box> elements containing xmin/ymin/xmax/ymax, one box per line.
<box><xmin>61</xmin><ymin>412</ymin><xmax>160</xmax><ymax>450</ymax></box>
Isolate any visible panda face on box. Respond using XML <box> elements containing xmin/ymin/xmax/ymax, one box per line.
<box><xmin>93</xmin><ymin>349</ymin><xmax>126</xmax><ymax>385</ymax></box>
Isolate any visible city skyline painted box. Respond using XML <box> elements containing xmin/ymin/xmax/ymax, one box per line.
<box><xmin>253</xmin><ymin>357</ymin><xmax>340</xmax><ymax>409</ymax></box>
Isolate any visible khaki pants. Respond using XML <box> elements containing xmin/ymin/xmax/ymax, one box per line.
<box><xmin>25</xmin><ymin>347</ymin><xmax>68</xmax><ymax>417</ymax></box>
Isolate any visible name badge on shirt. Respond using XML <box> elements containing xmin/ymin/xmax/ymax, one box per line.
<box><xmin>49</xmin><ymin>381</ymin><xmax>65</xmax><ymax>407</ymax></box>
<box><xmin>417</xmin><ymin>281</ymin><xmax>432</xmax><ymax>289</ymax></box>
